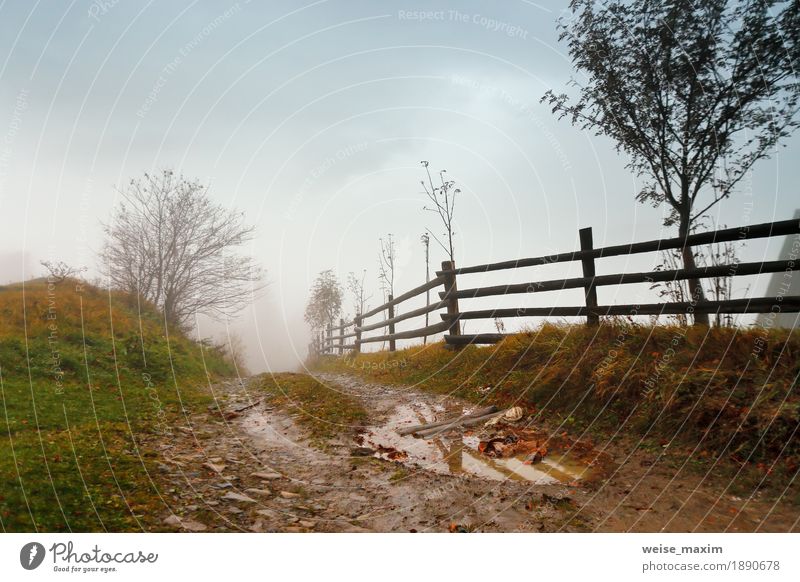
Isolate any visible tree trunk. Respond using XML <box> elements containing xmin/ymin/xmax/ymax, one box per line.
<box><xmin>678</xmin><ymin>215</ymin><xmax>709</xmax><ymax>326</ymax></box>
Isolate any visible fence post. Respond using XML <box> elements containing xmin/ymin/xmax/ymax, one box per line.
<box><xmin>579</xmin><ymin>227</ymin><xmax>599</xmax><ymax>326</ymax></box>
<box><xmin>387</xmin><ymin>294</ymin><xmax>396</xmax><ymax>352</ymax></box>
<box><xmin>326</xmin><ymin>323</ymin><xmax>332</xmax><ymax>354</ymax></box>
<box><xmin>354</xmin><ymin>314</ymin><xmax>362</xmax><ymax>354</ymax></box>
<box><xmin>338</xmin><ymin>318</ymin><xmax>344</xmax><ymax>355</ymax></box>
<box><xmin>442</xmin><ymin>260</ymin><xmax>461</xmax><ymax>344</ymax></box>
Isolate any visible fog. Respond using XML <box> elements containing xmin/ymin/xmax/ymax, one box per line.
<box><xmin>1</xmin><ymin>1</ymin><xmax>798</xmax><ymax>373</ymax></box>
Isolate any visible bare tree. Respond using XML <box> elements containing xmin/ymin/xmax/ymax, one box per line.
<box><xmin>101</xmin><ymin>170</ymin><xmax>264</xmax><ymax>329</ymax></box>
<box><xmin>543</xmin><ymin>0</ymin><xmax>800</xmax><ymax>324</ymax></box>
<box><xmin>347</xmin><ymin>269</ymin><xmax>372</xmax><ymax>318</ymax></box>
<box><xmin>651</xmin><ymin>217</ymin><xmax>743</xmax><ymax>327</ymax></box>
<box><xmin>421</xmin><ymin>161</ymin><xmax>460</xmax><ymax>264</ymax></box>
<box><xmin>420</xmin><ymin>232</ymin><xmax>431</xmax><ymax>344</ymax></box>
<box><xmin>378</xmin><ymin>234</ymin><xmax>397</xmax><ymax>300</ymax></box>
<box><xmin>304</xmin><ymin>269</ymin><xmax>343</xmax><ymax>334</ymax></box>
<box><xmin>40</xmin><ymin>261</ymin><xmax>86</xmax><ymax>283</ymax></box>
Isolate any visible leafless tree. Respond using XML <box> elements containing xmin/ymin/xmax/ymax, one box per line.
<box><xmin>347</xmin><ymin>269</ymin><xmax>372</xmax><ymax>318</ymax></box>
<box><xmin>101</xmin><ymin>170</ymin><xmax>264</xmax><ymax>329</ymax></box>
<box><xmin>421</xmin><ymin>161</ymin><xmax>460</xmax><ymax>264</ymax></box>
<box><xmin>650</xmin><ymin>217</ymin><xmax>743</xmax><ymax>327</ymax></box>
<box><xmin>378</xmin><ymin>234</ymin><xmax>397</xmax><ymax>300</ymax></box>
<box><xmin>40</xmin><ymin>261</ymin><xmax>86</xmax><ymax>283</ymax></box>
<box><xmin>420</xmin><ymin>232</ymin><xmax>431</xmax><ymax>344</ymax></box>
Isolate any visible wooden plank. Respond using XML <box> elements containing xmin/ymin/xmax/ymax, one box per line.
<box><xmin>397</xmin><ymin>406</ymin><xmax>499</xmax><ymax>436</ymax></box>
<box><xmin>445</xmin><ymin>296</ymin><xmax>800</xmax><ymax>320</ymax></box>
<box><xmin>415</xmin><ymin>410</ymin><xmax>506</xmax><ymax>438</ymax></box>
<box><xmin>441</xmin><ymin>260</ymin><xmax>461</xmax><ymax>340</ymax></box>
<box><xmin>359</xmin><ymin>321</ymin><xmax>450</xmax><ymax>344</ymax></box>
<box><xmin>579</xmin><ymin>227</ymin><xmax>599</xmax><ymax>326</ymax></box>
<box><xmin>441</xmin><ymin>219</ymin><xmax>800</xmax><ymax>276</ymax></box>
<box><xmin>444</xmin><ymin>333</ymin><xmax>506</xmax><ymax>345</ymax></box>
<box><xmin>360</xmin><ymin>275</ymin><xmax>445</xmax><ymax>320</ymax></box>
<box><xmin>443</xmin><ymin>259</ymin><xmax>798</xmax><ymax>300</ymax></box>
<box><xmin>357</xmin><ymin>299</ymin><xmax>449</xmax><ymax>333</ymax></box>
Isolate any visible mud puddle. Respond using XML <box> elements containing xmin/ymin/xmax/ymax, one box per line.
<box><xmin>358</xmin><ymin>401</ymin><xmax>600</xmax><ymax>485</ymax></box>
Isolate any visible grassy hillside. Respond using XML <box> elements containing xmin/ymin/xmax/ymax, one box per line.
<box><xmin>0</xmin><ymin>278</ymin><xmax>235</xmax><ymax>532</ymax></box>
<box><xmin>312</xmin><ymin>323</ymin><xmax>800</xmax><ymax>492</ymax></box>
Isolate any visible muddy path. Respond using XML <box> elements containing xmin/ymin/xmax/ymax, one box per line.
<box><xmin>151</xmin><ymin>374</ymin><xmax>797</xmax><ymax>533</ymax></box>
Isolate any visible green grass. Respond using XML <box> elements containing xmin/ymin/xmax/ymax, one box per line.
<box><xmin>256</xmin><ymin>372</ymin><xmax>367</xmax><ymax>447</ymax></box>
<box><xmin>311</xmin><ymin>322</ymin><xmax>800</xmax><ymax>489</ymax></box>
<box><xmin>0</xmin><ymin>278</ymin><xmax>235</xmax><ymax>532</ymax></box>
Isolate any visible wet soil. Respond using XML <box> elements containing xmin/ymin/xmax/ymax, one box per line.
<box><xmin>151</xmin><ymin>374</ymin><xmax>798</xmax><ymax>533</ymax></box>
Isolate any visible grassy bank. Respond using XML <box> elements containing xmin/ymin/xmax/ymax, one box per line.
<box><xmin>0</xmin><ymin>278</ymin><xmax>235</xmax><ymax>532</ymax></box>
<box><xmin>311</xmin><ymin>323</ymin><xmax>799</xmax><ymax>488</ymax></box>
<box><xmin>256</xmin><ymin>373</ymin><xmax>367</xmax><ymax>447</ymax></box>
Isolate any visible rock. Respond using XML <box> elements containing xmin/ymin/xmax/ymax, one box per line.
<box><xmin>163</xmin><ymin>515</ymin><xmax>182</xmax><ymax>526</ymax></box>
<box><xmin>181</xmin><ymin>520</ymin><xmax>207</xmax><ymax>532</ymax></box>
<box><xmin>222</xmin><ymin>492</ymin><xmax>257</xmax><ymax>503</ymax></box>
<box><xmin>251</xmin><ymin>471</ymin><xmax>281</xmax><ymax>480</ymax></box>
<box><xmin>279</xmin><ymin>491</ymin><xmax>301</xmax><ymax>499</ymax></box>
<box><xmin>335</xmin><ymin>522</ymin><xmax>371</xmax><ymax>533</ymax></box>
<box><xmin>244</xmin><ymin>488</ymin><xmax>272</xmax><ymax>497</ymax></box>
<box><xmin>298</xmin><ymin>520</ymin><xmax>316</xmax><ymax>528</ymax></box>
<box><xmin>249</xmin><ymin>520</ymin><xmax>267</xmax><ymax>533</ymax></box>
<box><xmin>203</xmin><ymin>462</ymin><xmax>226</xmax><ymax>473</ymax></box>
<box><xmin>256</xmin><ymin>509</ymin><xmax>277</xmax><ymax>518</ymax></box>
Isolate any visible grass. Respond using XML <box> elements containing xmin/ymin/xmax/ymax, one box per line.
<box><xmin>256</xmin><ymin>372</ymin><xmax>367</xmax><ymax>448</ymax></box>
<box><xmin>311</xmin><ymin>322</ymin><xmax>800</xmax><ymax>492</ymax></box>
<box><xmin>0</xmin><ymin>278</ymin><xmax>235</xmax><ymax>532</ymax></box>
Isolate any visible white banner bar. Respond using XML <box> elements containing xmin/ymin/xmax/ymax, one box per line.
<box><xmin>1</xmin><ymin>533</ymin><xmax>797</xmax><ymax>581</ymax></box>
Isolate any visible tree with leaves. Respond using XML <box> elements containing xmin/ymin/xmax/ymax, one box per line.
<box><xmin>543</xmin><ymin>0</ymin><xmax>800</xmax><ymax>324</ymax></box>
<box><xmin>421</xmin><ymin>161</ymin><xmax>460</xmax><ymax>264</ymax></box>
<box><xmin>304</xmin><ymin>269</ymin><xmax>343</xmax><ymax>334</ymax></box>
<box><xmin>101</xmin><ymin>170</ymin><xmax>264</xmax><ymax>329</ymax></box>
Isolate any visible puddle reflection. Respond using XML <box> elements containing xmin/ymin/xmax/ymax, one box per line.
<box><xmin>362</xmin><ymin>403</ymin><xmax>598</xmax><ymax>484</ymax></box>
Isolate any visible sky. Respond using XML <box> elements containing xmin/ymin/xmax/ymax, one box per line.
<box><xmin>1</xmin><ymin>0</ymin><xmax>798</xmax><ymax>372</ymax></box>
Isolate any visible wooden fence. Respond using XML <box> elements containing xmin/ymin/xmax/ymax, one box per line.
<box><xmin>315</xmin><ymin>218</ymin><xmax>800</xmax><ymax>354</ymax></box>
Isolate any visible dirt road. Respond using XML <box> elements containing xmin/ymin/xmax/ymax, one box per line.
<box><xmin>151</xmin><ymin>373</ymin><xmax>798</xmax><ymax>533</ymax></box>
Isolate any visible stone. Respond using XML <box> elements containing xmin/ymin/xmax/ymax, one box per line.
<box><xmin>244</xmin><ymin>488</ymin><xmax>272</xmax><ymax>497</ymax></box>
<box><xmin>181</xmin><ymin>520</ymin><xmax>207</xmax><ymax>532</ymax></box>
<box><xmin>298</xmin><ymin>520</ymin><xmax>316</xmax><ymax>528</ymax></box>
<box><xmin>222</xmin><ymin>492</ymin><xmax>257</xmax><ymax>503</ymax></box>
<box><xmin>203</xmin><ymin>462</ymin><xmax>226</xmax><ymax>473</ymax></box>
<box><xmin>251</xmin><ymin>471</ymin><xmax>281</xmax><ymax>480</ymax></box>
<box><xmin>163</xmin><ymin>515</ymin><xmax>182</xmax><ymax>526</ymax></box>
<box><xmin>279</xmin><ymin>491</ymin><xmax>301</xmax><ymax>499</ymax></box>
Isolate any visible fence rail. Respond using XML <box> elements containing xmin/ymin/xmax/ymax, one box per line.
<box><xmin>313</xmin><ymin>218</ymin><xmax>800</xmax><ymax>354</ymax></box>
